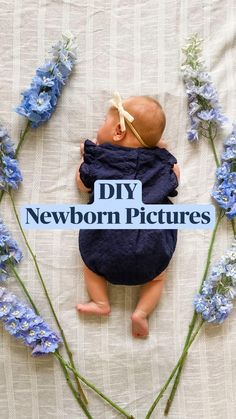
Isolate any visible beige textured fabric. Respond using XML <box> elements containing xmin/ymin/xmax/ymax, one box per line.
<box><xmin>0</xmin><ymin>1</ymin><xmax>235</xmax><ymax>418</ymax></box>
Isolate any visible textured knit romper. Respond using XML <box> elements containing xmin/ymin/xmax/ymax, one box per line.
<box><xmin>78</xmin><ymin>139</ymin><xmax>179</xmax><ymax>286</ymax></box>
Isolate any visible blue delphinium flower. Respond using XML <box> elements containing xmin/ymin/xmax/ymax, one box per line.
<box><xmin>0</xmin><ymin>287</ymin><xmax>61</xmax><ymax>355</ymax></box>
<box><xmin>0</xmin><ymin>121</ymin><xmax>22</xmax><ymax>191</ymax></box>
<box><xmin>181</xmin><ymin>34</ymin><xmax>227</xmax><ymax>143</ymax></box>
<box><xmin>194</xmin><ymin>239</ymin><xmax>236</xmax><ymax>324</ymax></box>
<box><xmin>211</xmin><ymin>124</ymin><xmax>236</xmax><ymax>219</ymax></box>
<box><xmin>0</xmin><ymin>219</ymin><xmax>23</xmax><ymax>280</ymax></box>
<box><xmin>14</xmin><ymin>32</ymin><xmax>78</xmax><ymax>128</ymax></box>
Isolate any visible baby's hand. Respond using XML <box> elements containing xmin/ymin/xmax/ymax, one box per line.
<box><xmin>80</xmin><ymin>139</ymin><xmax>97</xmax><ymax>157</ymax></box>
<box><xmin>173</xmin><ymin>163</ymin><xmax>180</xmax><ymax>183</ymax></box>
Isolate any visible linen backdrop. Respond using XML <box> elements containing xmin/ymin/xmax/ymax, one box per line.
<box><xmin>0</xmin><ymin>1</ymin><xmax>235</xmax><ymax>418</ymax></box>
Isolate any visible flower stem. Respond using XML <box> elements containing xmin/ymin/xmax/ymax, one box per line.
<box><xmin>0</xmin><ymin>189</ymin><xmax>4</xmax><ymax>205</ymax></box>
<box><xmin>145</xmin><ymin>319</ymin><xmax>204</xmax><ymax>418</ymax></box>
<box><xmin>53</xmin><ymin>350</ymin><xmax>93</xmax><ymax>419</ymax></box>
<box><xmin>53</xmin><ymin>351</ymin><xmax>93</xmax><ymax>419</ymax></box>
<box><xmin>0</xmin><ymin>120</ymin><xmax>31</xmax><ymax>205</ymax></box>
<box><xmin>15</xmin><ymin>120</ymin><xmax>31</xmax><ymax>158</ymax></box>
<box><xmin>231</xmin><ymin>218</ymin><xmax>236</xmax><ymax>238</ymax></box>
<box><xmin>198</xmin><ymin>207</ymin><xmax>225</xmax><ymax>291</ymax></box>
<box><xmin>10</xmin><ymin>263</ymin><xmax>40</xmax><ymax>315</ymax></box>
<box><xmin>162</xmin><ymin>207</ymin><xmax>224</xmax><ymax>416</ymax></box>
<box><xmin>54</xmin><ymin>352</ymin><xmax>135</xmax><ymax>419</ymax></box>
<box><xmin>8</xmin><ymin>189</ymin><xmax>88</xmax><ymax>405</ymax></box>
<box><xmin>9</xmin><ymin>263</ymin><xmax>91</xmax><ymax>418</ymax></box>
<box><xmin>208</xmin><ymin>122</ymin><xmax>220</xmax><ymax>167</ymax></box>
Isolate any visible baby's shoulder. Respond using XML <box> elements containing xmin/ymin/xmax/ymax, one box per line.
<box><xmin>155</xmin><ymin>146</ymin><xmax>178</xmax><ymax>166</ymax></box>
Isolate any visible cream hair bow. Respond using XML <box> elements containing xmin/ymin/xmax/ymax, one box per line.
<box><xmin>109</xmin><ymin>91</ymin><xmax>151</xmax><ymax>148</ymax></box>
<box><xmin>109</xmin><ymin>91</ymin><xmax>134</xmax><ymax>132</ymax></box>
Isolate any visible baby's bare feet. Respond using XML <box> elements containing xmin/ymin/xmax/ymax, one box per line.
<box><xmin>131</xmin><ymin>309</ymin><xmax>149</xmax><ymax>338</ymax></box>
<box><xmin>76</xmin><ymin>301</ymin><xmax>111</xmax><ymax>315</ymax></box>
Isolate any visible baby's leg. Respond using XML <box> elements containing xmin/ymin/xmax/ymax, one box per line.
<box><xmin>131</xmin><ymin>270</ymin><xmax>167</xmax><ymax>338</ymax></box>
<box><xmin>77</xmin><ymin>265</ymin><xmax>111</xmax><ymax>315</ymax></box>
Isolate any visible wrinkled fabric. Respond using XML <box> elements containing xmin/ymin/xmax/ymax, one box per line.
<box><xmin>1</xmin><ymin>1</ymin><xmax>235</xmax><ymax>418</ymax></box>
<box><xmin>79</xmin><ymin>139</ymin><xmax>179</xmax><ymax>285</ymax></box>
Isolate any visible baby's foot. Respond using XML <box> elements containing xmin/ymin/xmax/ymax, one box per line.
<box><xmin>76</xmin><ymin>301</ymin><xmax>111</xmax><ymax>315</ymax></box>
<box><xmin>131</xmin><ymin>309</ymin><xmax>149</xmax><ymax>338</ymax></box>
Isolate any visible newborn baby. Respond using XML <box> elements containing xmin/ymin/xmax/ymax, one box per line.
<box><xmin>76</xmin><ymin>92</ymin><xmax>180</xmax><ymax>338</ymax></box>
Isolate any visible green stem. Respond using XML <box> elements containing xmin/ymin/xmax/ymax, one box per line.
<box><xmin>231</xmin><ymin>218</ymin><xmax>236</xmax><ymax>238</ymax></box>
<box><xmin>53</xmin><ymin>351</ymin><xmax>93</xmax><ymax>418</ymax></box>
<box><xmin>54</xmin><ymin>352</ymin><xmax>135</xmax><ymax>419</ymax></box>
<box><xmin>53</xmin><ymin>351</ymin><xmax>93</xmax><ymax>419</ymax></box>
<box><xmin>208</xmin><ymin>123</ymin><xmax>220</xmax><ymax>167</ymax></box>
<box><xmin>10</xmin><ymin>263</ymin><xmax>40</xmax><ymax>315</ymax></box>
<box><xmin>8</xmin><ymin>189</ymin><xmax>88</xmax><ymax>406</ymax></box>
<box><xmin>164</xmin><ymin>350</ymin><xmax>188</xmax><ymax>416</ymax></box>
<box><xmin>15</xmin><ymin>120</ymin><xmax>31</xmax><ymax>157</ymax></box>
<box><xmin>9</xmin><ymin>263</ymin><xmax>91</xmax><ymax>418</ymax></box>
<box><xmin>0</xmin><ymin>189</ymin><xmax>5</xmax><ymax>205</ymax></box>
<box><xmin>145</xmin><ymin>319</ymin><xmax>204</xmax><ymax>418</ymax></box>
<box><xmin>198</xmin><ymin>208</ymin><xmax>225</xmax><ymax>291</ymax></box>
<box><xmin>162</xmin><ymin>207</ymin><xmax>224</xmax><ymax>416</ymax></box>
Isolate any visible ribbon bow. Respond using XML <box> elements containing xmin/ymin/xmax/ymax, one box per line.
<box><xmin>109</xmin><ymin>91</ymin><xmax>151</xmax><ymax>148</ymax></box>
<box><xmin>109</xmin><ymin>91</ymin><xmax>134</xmax><ymax>132</ymax></box>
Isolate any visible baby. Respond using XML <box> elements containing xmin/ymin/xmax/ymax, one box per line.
<box><xmin>76</xmin><ymin>92</ymin><xmax>180</xmax><ymax>338</ymax></box>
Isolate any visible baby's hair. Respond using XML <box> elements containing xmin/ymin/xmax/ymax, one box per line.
<box><xmin>109</xmin><ymin>95</ymin><xmax>166</xmax><ymax>147</ymax></box>
<box><xmin>146</xmin><ymin>96</ymin><xmax>166</xmax><ymax>138</ymax></box>
<box><xmin>131</xmin><ymin>95</ymin><xmax>166</xmax><ymax>147</ymax></box>
<box><xmin>140</xmin><ymin>95</ymin><xmax>166</xmax><ymax>131</ymax></box>
<box><xmin>140</xmin><ymin>95</ymin><xmax>162</xmax><ymax>106</ymax></box>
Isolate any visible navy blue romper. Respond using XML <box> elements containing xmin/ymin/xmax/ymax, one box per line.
<box><xmin>78</xmin><ymin>139</ymin><xmax>179</xmax><ymax>286</ymax></box>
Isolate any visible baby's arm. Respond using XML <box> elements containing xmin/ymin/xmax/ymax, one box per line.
<box><xmin>76</xmin><ymin>162</ymin><xmax>92</xmax><ymax>192</ymax></box>
<box><xmin>158</xmin><ymin>138</ymin><xmax>180</xmax><ymax>183</ymax></box>
<box><xmin>76</xmin><ymin>142</ymin><xmax>92</xmax><ymax>192</ymax></box>
<box><xmin>172</xmin><ymin>163</ymin><xmax>180</xmax><ymax>182</ymax></box>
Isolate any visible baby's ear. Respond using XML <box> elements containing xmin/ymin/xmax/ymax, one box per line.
<box><xmin>113</xmin><ymin>123</ymin><xmax>126</xmax><ymax>142</ymax></box>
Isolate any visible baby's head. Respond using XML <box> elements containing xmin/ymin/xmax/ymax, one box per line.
<box><xmin>96</xmin><ymin>94</ymin><xmax>166</xmax><ymax>148</ymax></box>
